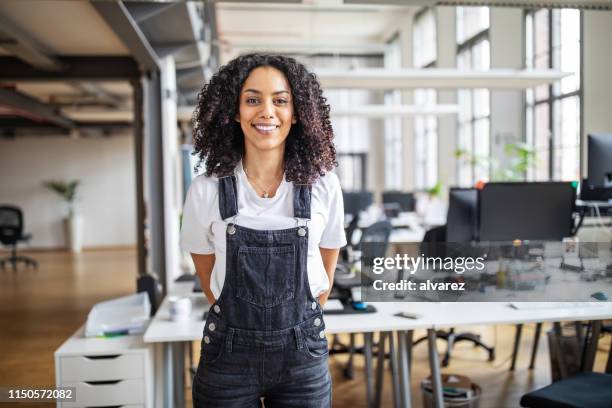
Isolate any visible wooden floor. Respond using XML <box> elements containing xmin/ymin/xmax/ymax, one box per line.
<box><xmin>0</xmin><ymin>249</ymin><xmax>609</xmax><ymax>408</ymax></box>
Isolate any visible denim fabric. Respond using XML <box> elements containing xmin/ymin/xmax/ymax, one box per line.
<box><xmin>193</xmin><ymin>176</ymin><xmax>331</xmax><ymax>407</ymax></box>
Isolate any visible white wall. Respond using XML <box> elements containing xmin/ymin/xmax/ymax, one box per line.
<box><xmin>582</xmin><ymin>11</ymin><xmax>612</xmax><ymax>176</ymax></box>
<box><xmin>0</xmin><ymin>135</ymin><xmax>136</xmax><ymax>249</ymax></box>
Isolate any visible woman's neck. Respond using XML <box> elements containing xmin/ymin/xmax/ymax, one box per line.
<box><xmin>242</xmin><ymin>149</ymin><xmax>284</xmax><ymax>183</ymax></box>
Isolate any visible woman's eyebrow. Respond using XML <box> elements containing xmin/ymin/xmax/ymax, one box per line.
<box><xmin>243</xmin><ymin>89</ymin><xmax>290</xmax><ymax>95</ymax></box>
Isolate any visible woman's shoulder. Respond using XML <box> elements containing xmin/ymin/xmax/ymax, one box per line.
<box><xmin>311</xmin><ymin>171</ymin><xmax>341</xmax><ymax>197</ymax></box>
<box><xmin>187</xmin><ymin>173</ymin><xmax>220</xmax><ymax>201</ymax></box>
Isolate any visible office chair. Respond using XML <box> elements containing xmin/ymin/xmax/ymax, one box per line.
<box><xmin>520</xmin><ymin>331</ymin><xmax>612</xmax><ymax>408</ymax></box>
<box><xmin>331</xmin><ymin>220</ymin><xmax>393</xmax><ymax>379</ymax></box>
<box><xmin>0</xmin><ymin>205</ymin><xmax>37</xmax><ymax>271</ymax></box>
<box><xmin>413</xmin><ymin>225</ymin><xmax>495</xmax><ymax>367</ymax></box>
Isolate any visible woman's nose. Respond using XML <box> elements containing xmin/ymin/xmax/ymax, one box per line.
<box><xmin>260</xmin><ymin>99</ymin><xmax>275</xmax><ymax>118</ymax></box>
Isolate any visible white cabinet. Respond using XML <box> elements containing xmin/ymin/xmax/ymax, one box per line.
<box><xmin>55</xmin><ymin>326</ymin><xmax>153</xmax><ymax>408</ymax></box>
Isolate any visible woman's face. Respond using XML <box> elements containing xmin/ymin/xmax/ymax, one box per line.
<box><xmin>236</xmin><ymin>66</ymin><xmax>296</xmax><ymax>155</ymax></box>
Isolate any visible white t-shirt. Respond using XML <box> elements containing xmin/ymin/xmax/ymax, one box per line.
<box><xmin>180</xmin><ymin>162</ymin><xmax>347</xmax><ymax>299</ymax></box>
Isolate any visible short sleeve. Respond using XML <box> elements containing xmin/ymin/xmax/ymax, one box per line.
<box><xmin>319</xmin><ymin>173</ymin><xmax>348</xmax><ymax>249</ymax></box>
<box><xmin>180</xmin><ymin>177</ymin><xmax>216</xmax><ymax>255</ymax></box>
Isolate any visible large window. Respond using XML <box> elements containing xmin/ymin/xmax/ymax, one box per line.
<box><xmin>456</xmin><ymin>7</ymin><xmax>490</xmax><ymax>186</ymax></box>
<box><xmin>413</xmin><ymin>8</ymin><xmax>438</xmax><ymax>190</ymax></box>
<box><xmin>525</xmin><ymin>9</ymin><xmax>581</xmax><ymax>181</ymax></box>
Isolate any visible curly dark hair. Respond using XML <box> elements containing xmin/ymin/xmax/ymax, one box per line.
<box><xmin>192</xmin><ymin>53</ymin><xmax>336</xmax><ymax>185</ymax></box>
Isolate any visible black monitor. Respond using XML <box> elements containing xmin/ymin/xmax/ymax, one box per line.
<box><xmin>446</xmin><ymin>188</ymin><xmax>478</xmax><ymax>242</ymax></box>
<box><xmin>382</xmin><ymin>191</ymin><xmax>415</xmax><ymax>212</ymax></box>
<box><xmin>342</xmin><ymin>191</ymin><xmax>373</xmax><ymax>216</ymax></box>
<box><xmin>587</xmin><ymin>133</ymin><xmax>612</xmax><ymax>187</ymax></box>
<box><xmin>478</xmin><ymin>182</ymin><xmax>576</xmax><ymax>242</ymax></box>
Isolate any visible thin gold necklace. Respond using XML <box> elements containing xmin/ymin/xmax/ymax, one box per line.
<box><xmin>243</xmin><ymin>163</ymin><xmax>283</xmax><ymax>198</ymax></box>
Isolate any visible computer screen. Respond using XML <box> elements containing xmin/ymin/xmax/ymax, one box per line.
<box><xmin>342</xmin><ymin>191</ymin><xmax>373</xmax><ymax>216</ymax></box>
<box><xmin>587</xmin><ymin>133</ymin><xmax>612</xmax><ymax>187</ymax></box>
<box><xmin>446</xmin><ymin>188</ymin><xmax>478</xmax><ymax>243</ymax></box>
<box><xmin>478</xmin><ymin>182</ymin><xmax>575</xmax><ymax>242</ymax></box>
<box><xmin>382</xmin><ymin>191</ymin><xmax>415</xmax><ymax>212</ymax></box>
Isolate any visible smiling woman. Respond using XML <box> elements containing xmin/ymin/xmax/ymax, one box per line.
<box><xmin>192</xmin><ymin>53</ymin><xmax>337</xmax><ymax>185</ymax></box>
<box><xmin>184</xmin><ymin>54</ymin><xmax>346</xmax><ymax>408</ymax></box>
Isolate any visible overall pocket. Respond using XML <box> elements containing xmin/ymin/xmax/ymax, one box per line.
<box><xmin>302</xmin><ymin>329</ymin><xmax>329</xmax><ymax>359</ymax></box>
<box><xmin>235</xmin><ymin>245</ymin><xmax>296</xmax><ymax>307</ymax></box>
<box><xmin>199</xmin><ymin>322</ymin><xmax>225</xmax><ymax>365</ymax></box>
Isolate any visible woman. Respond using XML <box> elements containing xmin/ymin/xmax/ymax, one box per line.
<box><xmin>180</xmin><ymin>53</ymin><xmax>346</xmax><ymax>407</ymax></box>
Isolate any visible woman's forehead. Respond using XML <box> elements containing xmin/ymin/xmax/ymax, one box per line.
<box><xmin>241</xmin><ymin>66</ymin><xmax>291</xmax><ymax>94</ymax></box>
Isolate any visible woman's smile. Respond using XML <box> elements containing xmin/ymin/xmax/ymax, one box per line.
<box><xmin>252</xmin><ymin>123</ymin><xmax>280</xmax><ymax>135</ymax></box>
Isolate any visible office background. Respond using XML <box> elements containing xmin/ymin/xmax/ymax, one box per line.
<box><xmin>1</xmin><ymin>1</ymin><xmax>611</xmax><ymax>407</ymax></box>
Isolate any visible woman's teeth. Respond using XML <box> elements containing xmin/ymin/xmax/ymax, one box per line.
<box><xmin>254</xmin><ymin>125</ymin><xmax>277</xmax><ymax>131</ymax></box>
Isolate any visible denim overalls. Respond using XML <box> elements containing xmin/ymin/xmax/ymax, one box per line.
<box><xmin>193</xmin><ymin>175</ymin><xmax>332</xmax><ymax>407</ymax></box>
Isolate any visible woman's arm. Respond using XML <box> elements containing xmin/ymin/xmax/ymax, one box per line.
<box><xmin>318</xmin><ymin>247</ymin><xmax>340</xmax><ymax>306</ymax></box>
<box><xmin>190</xmin><ymin>253</ymin><xmax>216</xmax><ymax>305</ymax></box>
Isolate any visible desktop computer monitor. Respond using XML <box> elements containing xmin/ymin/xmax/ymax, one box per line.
<box><xmin>382</xmin><ymin>191</ymin><xmax>415</xmax><ymax>212</ymax></box>
<box><xmin>478</xmin><ymin>182</ymin><xmax>576</xmax><ymax>242</ymax></box>
<box><xmin>587</xmin><ymin>133</ymin><xmax>612</xmax><ymax>187</ymax></box>
<box><xmin>446</xmin><ymin>188</ymin><xmax>478</xmax><ymax>243</ymax></box>
<box><xmin>342</xmin><ymin>191</ymin><xmax>373</xmax><ymax>216</ymax></box>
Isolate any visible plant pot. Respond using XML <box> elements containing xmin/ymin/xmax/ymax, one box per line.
<box><xmin>64</xmin><ymin>215</ymin><xmax>83</xmax><ymax>253</ymax></box>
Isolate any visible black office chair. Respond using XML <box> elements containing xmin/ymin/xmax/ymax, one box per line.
<box><xmin>0</xmin><ymin>205</ymin><xmax>37</xmax><ymax>271</ymax></box>
<box><xmin>520</xmin><ymin>336</ymin><xmax>612</xmax><ymax>408</ymax></box>
<box><xmin>331</xmin><ymin>220</ymin><xmax>393</xmax><ymax>379</ymax></box>
<box><xmin>413</xmin><ymin>225</ymin><xmax>495</xmax><ymax>367</ymax></box>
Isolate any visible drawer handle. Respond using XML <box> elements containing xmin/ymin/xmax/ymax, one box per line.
<box><xmin>84</xmin><ymin>380</ymin><xmax>123</xmax><ymax>386</ymax></box>
<box><xmin>85</xmin><ymin>406</ymin><xmax>124</xmax><ymax>408</ymax></box>
<box><xmin>84</xmin><ymin>354</ymin><xmax>121</xmax><ymax>360</ymax></box>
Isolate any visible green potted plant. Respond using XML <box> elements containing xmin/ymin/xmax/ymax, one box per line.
<box><xmin>43</xmin><ymin>180</ymin><xmax>82</xmax><ymax>253</ymax></box>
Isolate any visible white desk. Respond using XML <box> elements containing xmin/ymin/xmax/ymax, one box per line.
<box><xmin>144</xmin><ymin>283</ymin><xmax>612</xmax><ymax>408</ymax></box>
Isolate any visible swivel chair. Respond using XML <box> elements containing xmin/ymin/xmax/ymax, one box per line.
<box><xmin>520</xmin><ymin>329</ymin><xmax>612</xmax><ymax>408</ymax></box>
<box><xmin>0</xmin><ymin>205</ymin><xmax>37</xmax><ymax>271</ymax></box>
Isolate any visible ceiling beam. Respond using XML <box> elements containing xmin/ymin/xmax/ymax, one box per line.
<box><xmin>70</xmin><ymin>82</ymin><xmax>124</xmax><ymax>108</ymax></box>
<box><xmin>124</xmin><ymin>2</ymin><xmax>178</xmax><ymax>23</ymax></box>
<box><xmin>0</xmin><ymin>57</ymin><xmax>140</xmax><ymax>81</ymax></box>
<box><xmin>152</xmin><ymin>41</ymin><xmax>195</xmax><ymax>59</ymax></box>
<box><xmin>315</xmin><ymin>68</ymin><xmax>570</xmax><ymax>90</ymax></box>
<box><xmin>331</xmin><ymin>104</ymin><xmax>460</xmax><ymax>117</ymax></box>
<box><xmin>92</xmin><ymin>1</ymin><xmax>159</xmax><ymax>72</ymax></box>
<box><xmin>0</xmin><ymin>88</ymin><xmax>76</xmax><ymax>129</ymax></box>
<box><xmin>0</xmin><ymin>14</ymin><xmax>62</xmax><ymax>71</ymax></box>
<box><xmin>345</xmin><ymin>0</ymin><xmax>612</xmax><ymax>9</ymax></box>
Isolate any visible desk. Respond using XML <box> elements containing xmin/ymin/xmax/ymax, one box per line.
<box><xmin>144</xmin><ymin>284</ymin><xmax>612</xmax><ymax>408</ymax></box>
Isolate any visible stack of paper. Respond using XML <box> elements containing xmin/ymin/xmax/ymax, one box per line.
<box><xmin>85</xmin><ymin>292</ymin><xmax>151</xmax><ymax>337</ymax></box>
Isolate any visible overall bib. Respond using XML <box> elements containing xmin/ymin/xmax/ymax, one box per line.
<box><xmin>193</xmin><ymin>175</ymin><xmax>332</xmax><ymax>408</ymax></box>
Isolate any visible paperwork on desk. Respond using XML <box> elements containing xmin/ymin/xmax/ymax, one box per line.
<box><xmin>85</xmin><ymin>292</ymin><xmax>151</xmax><ymax>337</ymax></box>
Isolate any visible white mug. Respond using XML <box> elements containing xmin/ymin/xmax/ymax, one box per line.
<box><xmin>168</xmin><ymin>296</ymin><xmax>192</xmax><ymax>321</ymax></box>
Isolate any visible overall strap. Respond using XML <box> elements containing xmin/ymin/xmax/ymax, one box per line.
<box><xmin>218</xmin><ymin>175</ymin><xmax>238</xmax><ymax>220</ymax></box>
<box><xmin>293</xmin><ymin>184</ymin><xmax>312</xmax><ymax>219</ymax></box>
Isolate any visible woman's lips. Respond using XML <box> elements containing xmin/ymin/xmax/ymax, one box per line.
<box><xmin>252</xmin><ymin>124</ymin><xmax>279</xmax><ymax>135</ymax></box>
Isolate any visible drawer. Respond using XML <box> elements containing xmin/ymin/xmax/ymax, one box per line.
<box><xmin>60</xmin><ymin>354</ymin><xmax>144</xmax><ymax>382</ymax></box>
<box><xmin>60</xmin><ymin>379</ymin><xmax>145</xmax><ymax>407</ymax></box>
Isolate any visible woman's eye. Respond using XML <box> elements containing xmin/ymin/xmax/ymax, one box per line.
<box><xmin>275</xmin><ymin>99</ymin><xmax>288</xmax><ymax>105</ymax></box>
<box><xmin>246</xmin><ymin>97</ymin><xmax>259</xmax><ymax>104</ymax></box>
